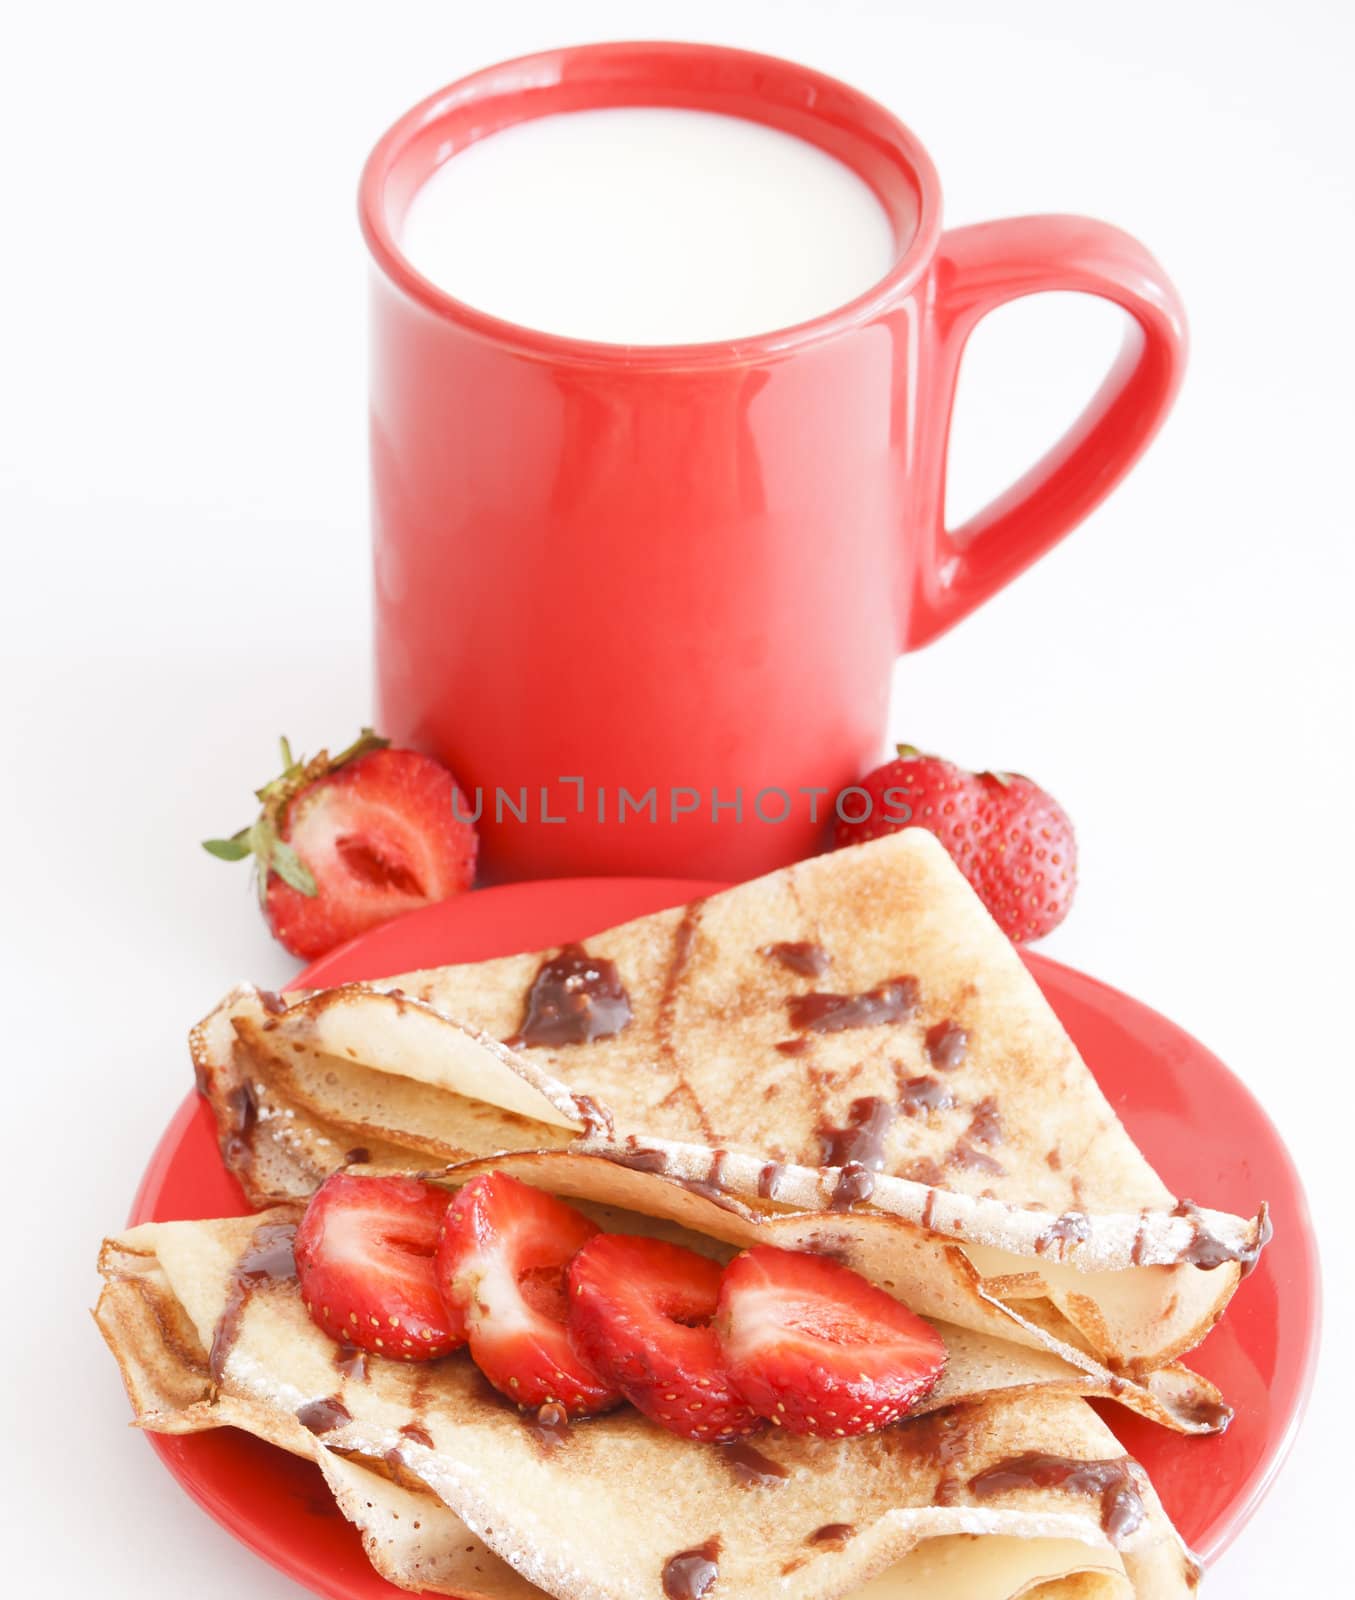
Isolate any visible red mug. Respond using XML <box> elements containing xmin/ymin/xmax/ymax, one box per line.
<box><xmin>360</xmin><ymin>42</ymin><xmax>1185</xmax><ymax>883</ymax></box>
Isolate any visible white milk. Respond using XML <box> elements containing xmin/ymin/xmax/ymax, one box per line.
<box><xmin>399</xmin><ymin>107</ymin><xmax>898</xmax><ymax>345</ymax></box>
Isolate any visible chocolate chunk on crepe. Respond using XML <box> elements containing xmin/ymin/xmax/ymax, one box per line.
<box><xmin>195</xmin><ymin>830</ymin><xmax>1267</xmax><ymax>1379</ymax></box>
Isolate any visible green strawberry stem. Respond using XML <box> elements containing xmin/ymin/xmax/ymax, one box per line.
<box><xmin>893</xmin><ymin>742</ymin><xmax>1013</xmax><ymax>788</ymax></box>
<box><xmin>202</xmin><ymin>727</ymin><xmax>390</xmax><ymax>902</ymax></box>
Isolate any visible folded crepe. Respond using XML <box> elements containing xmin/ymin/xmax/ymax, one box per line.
<box><xmin>311</xmin><ymin>1447</ymin><xmax>1144</xmax><ymax>1600</ymax></box>
<box><xmin>194</xmin><ymin>830</ymin><xmax>1266</xmax><ymax>1382</ymax></box>
<box><xmin>96</xmin><ymin>1191</ymin><xmax>1202</xmax><ymax>1600</ymax></box>
<box><xmin>315</xmin><ymin>1452</ymin><xmax>1150</xmax><ymax>1600</ymax></box>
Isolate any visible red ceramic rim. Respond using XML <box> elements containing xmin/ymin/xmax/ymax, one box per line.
<box><xmin>358</xmin><ymin>40</ymin><xmax>944</xmax><ymax>367</ymax></box>
<box><xmin>129</xmin><ymin>876</ymin><xmax>1319</xmax><ymax>1594</ymax></box>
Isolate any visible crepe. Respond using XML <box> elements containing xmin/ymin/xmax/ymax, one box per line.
<box><xmin>96</xmin><ymin>1199</ymin><xmax>1202</xmax><ymax>1600</ymax></box>
<box><xmin>315</xmin><ymin>1448</ymin><xmax>1158</xmax><ymax>1600</ymax></box>
<box><xmin>192</xmin><ymin>1029</ymin><xmax>1231</xmax><ymax>1434</ymax></box>
<box><xmin>194</xmin><ymin>830</ymin><xmax>1266</xmax><ymax>1378</ymax></box>
<box><xmin>317</xmin><ymin>1450</ymin><xmax>1142</xmax><ymax>1600</ymax></box>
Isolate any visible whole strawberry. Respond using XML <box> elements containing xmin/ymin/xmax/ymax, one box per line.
<box><xmin>833</xmin><ymin>745</ymin><xmax>1076</xmax><ymax>943</ymax></box>
<box><xmin>204</xmin><ymin>730</ymin><xmax>477</xmax><ymax>959</ymax></box>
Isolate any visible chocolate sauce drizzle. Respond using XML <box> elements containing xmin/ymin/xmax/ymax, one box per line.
<box><xmin>908</xmin><ymin>1404</ymin><xmax>973</xmax><ymax>1504</ymax></box>
<box><xmin>1130</xmin><ymin>1210</ymin><xmax>1150</xmax><ymax>1266</ymax></box>
<box><xmin>830</xmin><ymin>1162</ymin><xmax>875</xmax><ymax>1211</ymax></box>
<box><xmin>662</xmin><ymin>1539</ymin><xmax>721</xmax><ymax>1600</ymax></box>
<box><xmin>789</xmin><ymin>977</ymin><xmax>919</xmax><ymax>1035</ymax></box>
<box><xmin>925</xmin><ymin>1020</ymin><xmax>968</xmax><ymax>1071</ymax></box>
<box><xmin>1172</xmin><ymin>1199</ymin><xmax>1272</xmax><ymax>1275</ymax></box>
<box><xmin>966</xmin><ymin>1095</ymin><xmax>1002</xmax><ymax>1145</ymax></box>
<box><xmin>800</xmin><ymin>1232</ymin><xmax>852</xmax><ymax>1264</ymax></box>
<box><xmin>296</xmin><ymin>1394</ymin><xmax>353</xmax><ymax>1435</ymax></box>
<box><xmin>1177</xmin><ymin>1392</ymin><xmax>1234</xmax><ymax>1433</ymax></box>
<box><xmin>808</xmin><ymin>1523</ymin><xmax>855</xmax><ymax>1546</ymax></box>
<box><xmin>950</xmin><ymin>1139</ymin><xmax>1005</xmax><ymax>1176</ymax></box>
<box><xmin>222</xmin><ymin>1080</ymin><xmax>258</xmax><ymax>1167</ymax></box>
<box><xmin>895</xmin><ymin>1075</ymin><xmax>955</xmax><ymax>1116</ymax></box>
<box><xmin>665</xmin><ymin>902</ymin><xmax>704</xmax><ymax>995</ymax></box>
<box><xmin>774</xmin><ymin>1038</ymin><xmax>812</xmax><ymax>1057</ymax></box>
<box><xmin>333</xmin><ymin>1342</ymin><xmax>368</xmax><ymax>1382</ymax></box>
<box><xmin>757</xmin><ymin>1161</ymin><xmax>787</xmax><ymax>1201</ymax></box>
<box><xmin>526</xmin><ymin>1401</ymin><xmax>571</xmax><ymax>1448</ymax></box>
<box><xmin>671</xmin><ymin>1150</ymin><xmax>741</xmax><ymax>1210</ymax></box>
<box><xmin>721</xmin><ymin>1439</ymin><xmax>791</xmax><ymax>1488</ymax></box>
<box><xmin>1035</xmin><ymin>1211</ymin><xmax>1090</xmax><ymax>1257</ymax></box>
<box><xmin>208</xmin><ymin>1219</ymin><xmax>298</xmax><ymax>1383</ymax></box>
<box><xmin>967</xmin><ymin>1452</ymin><xmax>1146</xmax><ymax>1544</ymax></box>
<box><xmin>611</xmin><ymin>1138</ymin><xmax>672</xmax><ymax>1175</ymax></box>
<box><xmin>399</xmin><ymin>1422</ymin><xmax>434</xmax><ymax>1448</ymax></box>
<box><xmin>608</xmin><ymin>1138</ymin><xmax>745</xmax><ymax>1214</ymax></box>
<box><xmin>573</xmin><ymin>1094</ymin><xmax>615</xmax><ymax>1138</ymax></box>
<box><xmin>817</xmin><ymin>1096</ymin><xmax>896</xmax><ymax>1169</ymax></box>
<box><xmin>509</xmin><ymin>945</ymin><xmax>632</xmax><ymax>1048</ymax></box>
<box><xmin>761</xmin><ymin>941</ymin><xmax>831</xmax><ymax>978</ymax></box>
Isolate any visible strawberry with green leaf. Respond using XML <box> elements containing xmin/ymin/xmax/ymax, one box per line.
<box><xmin>833</xmin><ymin>744</ymin><xmax>1076</xmax><ymax>944</ymax></box>
<box><xmin>204</xmin><ymin>729</ymin><xmax>477</xmax><ymax>959</ymax></box>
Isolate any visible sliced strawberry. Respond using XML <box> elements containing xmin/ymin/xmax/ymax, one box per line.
<box><xmin>568</xmin><ymin>1235</ymin><xmax>762</xmax><ymax>1443</ymax></box>
<box><xmin>294</xmin><ymin>1173</ymin><xmax>464</xmax><ymax>1361</ymax></box>
<box><xmin>204</xmin><ymin>732</ymin><xmax>477</xmax><ymax>961</ymax></box>
<box><xmin>437</xmin><ymin>1173</ymin><xmax>620</xmax><ymax>1416</ymax></box>
<box><xmin>714</xmin><ymin>1246</ymin><xmax>946</xmax><ymax>1437</ymax></box>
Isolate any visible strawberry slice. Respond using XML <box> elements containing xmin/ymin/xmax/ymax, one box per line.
<box><xmin>568</xmin><ymin>1235</ymin><xmax>762</xmax><ymax>1442</ymax></box>
<box><xmin>204</xmin><ymin>731</ymin><xmax>477</xmax><ymax>960</ymax></box>
<box><xmin>714</xmin><ymin>1246</ymin><xmax>946</xmax><ymax>1436</ymax></box>
<box><xmin>437</xmin><ymin>1173</ymin><xmax>620</xmax><ymax>1415</ymax></box>
<box><xmin>294</xmin><ymin>1173</ymin><xmax>465</xmax><ymax>1360</ymax></box>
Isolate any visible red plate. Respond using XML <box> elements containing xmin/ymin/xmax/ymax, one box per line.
<box><xmin>129</xmin><ymin>878</ymin><xmax>1319</xmax><ymax>1597</ymax></box>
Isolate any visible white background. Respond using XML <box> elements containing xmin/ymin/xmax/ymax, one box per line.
<box><xmin>2</xmin><ymin>1</ymin><xmax>1350</xmax><ymax>1593</ymax></box>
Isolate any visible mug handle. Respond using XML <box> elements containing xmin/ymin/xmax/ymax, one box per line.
<box><xmin>905</xmin><ymin>214</ymin><xmax>1188</xmax><ymax>650</ymax></box>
